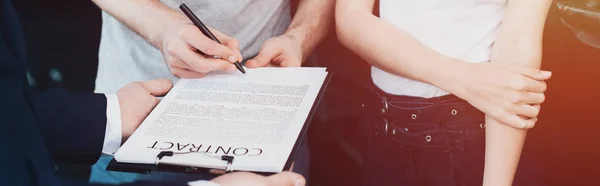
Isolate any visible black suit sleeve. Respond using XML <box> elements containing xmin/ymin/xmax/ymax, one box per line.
<box><xmin>32</xmin><ymin>89</ymin><xmax>109</xmax><ymax>165</ymax></box>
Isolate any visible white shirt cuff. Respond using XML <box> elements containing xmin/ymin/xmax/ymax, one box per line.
<box><xmin>188</xmin><ymin>180</ymin><xmax>221</xmax><ymax>186</ymax></box>
<box><xmin>103</xmin><ymin>94</ymin><xmax>122</xmax><ymax>155</ymax></box>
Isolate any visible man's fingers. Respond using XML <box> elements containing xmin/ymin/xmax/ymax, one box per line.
<box><xmin>201</xmin><ymin>58</ymin><xmax>237</xmax><ymax>73</ymax></box>
<box><xmin>247</xmin><ymin>47</ymin><xmax>279</xmax><ymax>68</ymax></box>
<box><xmin>209</xmin><ymin>27</ymin><xmax>233</xmax><ymax>42</ymax></box>
<box><xmin>171</xmin><ymin>44</ymin><xmax>234</xmax><ymax>73</ymax></box>
<box><xmin>166</xmin><ymin>56</ymin><xmax>209</xmax><ymax>78</ymax></box>
<box><xmin>208</xmin><ymin>27</ymin><xmax>242</xmax><ymax>61</ymax></box>
<box><xmin>170</xmin><ymin>67</ymin><xmax>207</xmax><ymax>78</ymax></box>
<box><xmin>279</xmin><ymin>58</ymin><xmax>302</xmax><ymax>67</ymax></box>
<box><xmin>166</xmin><ymin>56</ymin><xmax>204</xmax><ymax>75</ymax></box>
<box><xmin>140</xmin><ymin>79</ymin><xmax>173</xmax><ymax>96</ymax></box>
<box><xmin>179</xmin><ymin>26</ymin><xmax>238</xmax><ymax>64</ymax></box>
<box><xmin>224</xmin><ymin>39</ymin><xmax>243</xmax><ymax>62</ymax></box>
<box><xmin>166</xmin><ymin>56</ymin><xmax>191</xmax><ymax>69</ymax></box>
<box><xmin>172</xmin><ymin>48</ymin><xmax>210</xmax><ymax>73</ymax></box>
<box><xmin>266</xmin><ymin>171</ymin><xmax>305</xmax><ymax>186</ymax></box>
<box><xmin>211</xmin><ymin>27</ymin><xmax>241</xmax><ymax>61</ymax></box>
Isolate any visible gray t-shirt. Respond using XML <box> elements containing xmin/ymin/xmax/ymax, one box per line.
<box><xmin>95</xmin><ymin>0</ymin><xmax>291</xmax><ymax>93</ymax></box>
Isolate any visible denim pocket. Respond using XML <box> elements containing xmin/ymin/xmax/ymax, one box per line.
<box><xmin>389</xmin><ymin>120</ymin><xmax>441</xmax><ymax>149</ymax></box>
<box><xmin>446</xmin><ymin>120</ymin><xmax>486</xmax><ymax>142</ymax></box>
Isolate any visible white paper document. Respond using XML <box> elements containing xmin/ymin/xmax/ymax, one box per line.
<box><xmin>113</xmin><ymin>67</ymin><xmax>328</xmax><ymax>173</ymax></box>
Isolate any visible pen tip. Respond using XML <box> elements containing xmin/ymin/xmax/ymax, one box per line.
<box><xmin>235</xmin><ymin>62</ymin><xmax>246</xmax><ymax>74</ymax></box>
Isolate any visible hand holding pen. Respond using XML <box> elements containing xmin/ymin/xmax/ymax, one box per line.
<box><xmin>157</xmin><ymin>4</ymin><xmax>244</xmax><ymax>78</ymax></box>
<box><xmin>179</xmin><ymin>3</ymin><xmax>246</xmax><ymax>74</ymax></box>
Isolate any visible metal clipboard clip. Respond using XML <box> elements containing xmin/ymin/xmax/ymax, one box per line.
<box><xmin>155</xmin><ymin>151</ymin><xmax>235</xmax><ymax>172</ymax></box>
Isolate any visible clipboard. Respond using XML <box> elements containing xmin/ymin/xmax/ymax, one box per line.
<box><xmin>106</xmin><ymin>72</ymin><xmax>333</xmax><ymax>176</ymax></box>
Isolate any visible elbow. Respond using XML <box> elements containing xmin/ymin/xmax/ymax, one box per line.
<box><xmin>334</xmin><ymin>0</ymin><xmax>376</xmax><ymax>49</ymax></box>
<box><xmin>334</xmin><ymin>9</ymin><xmax>361</xmax><ymax>49</ymax></box>
<box><xmin>334</xmin><ymin>10</ymin><xmax>349</xmax><ymax>45</ymax></box>
<box><xmin>491</xmin><ymin>44</ymin><xmax>543</xmax><ymax>68</ymax></box>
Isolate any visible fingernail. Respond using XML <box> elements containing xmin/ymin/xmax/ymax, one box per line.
<box><xmin>213</xmin><ymin>55</ymin><xmax>221</xmax><ymax>59</ymax></box>
<box><xmin>228</xmin><ymin>56</ymin><xmax>236</xmax><ymax>63</ymax></box>
<box><xmin>226</xmin><ymin>67</ymin><xmax>235</xmax><ymax>73</ymax></box>
<box><xmin>541</xmin><ymin>71</ymin><xmax>552</xmax><ymax>77</ymax></box>
<box><xmin>520</xmin><ymin>120</ymin><xmax>526</xmax><ymax>128</ymax></box>
<box><xmin>521</xmin><ymin>121</ymin><xmax>530</xmax><ymax>129</ymax></box>
<box><xmin>295</xmin><ymin>179</ymin><xmax>306</xmax><ymax>186</ymax></box>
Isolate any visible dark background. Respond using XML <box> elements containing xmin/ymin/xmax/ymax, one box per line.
<box><xmin>12</xmin><ymin>0</ymin><xmax>600</xmax><ymax>185</ymax></box>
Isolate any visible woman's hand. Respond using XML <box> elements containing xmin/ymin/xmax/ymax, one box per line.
<box><xmin>449</xmin><ymin>62</ymin><xmax>551</xmax><ymax>129</ymax></box>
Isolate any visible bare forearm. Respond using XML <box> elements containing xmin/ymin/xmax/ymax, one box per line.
<box><xmin>483</xmin><ymin>117</ymin><xmax>527</xmax><ymax>186</ymax></box>
<box><xmin>285</xmin><ymin>0</ymin><xmax>335</xmax><ymax>59</ymax></box>
<box><xmin>335</xmin><ymin>1</ymin><xmax>468</xmax><ymax>91</ymax></box>
<box><xmin>92</xmin><ymin>0</ymin><xmax>186</xmax><ymax>49</ymax></box>
<box><xmin>484</xmin><ymin>43</ymin><xmax>541</xmax><ymax>186</ymax></box>
<box><xmin>483</xmin><ymin>0</ymin><xmax>552</xmax><ymax>185</ymax></box>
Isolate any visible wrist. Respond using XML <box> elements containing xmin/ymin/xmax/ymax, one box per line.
<box><xmin>483</xmin><ymin>178</ymin><xmax>512</xmax><ymax>186</ymax></box>
<box><xmin>103</xmin><ymin>94</ymin><xmax>123</xmax><ymax>154</ymax></box>
<box><xmin>427</xmin><ymin>57</ymin><xmax>473</xmax><ymax>94</ymax></box>
<box><xmin>151</xmin><ymin>12</ymin><xmax>190</xmax><ymax>50</ymax></box>
<box><xmin>483</xmin><ymin>183</ymin><xmax>510</xmax><ymax>186</ymax></box>
<box><xmin>283</xmin><ymin>28</ymin><xmax>312</xmax><ymax>60</ymax></box>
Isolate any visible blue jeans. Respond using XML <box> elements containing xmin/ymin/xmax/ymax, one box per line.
<box><xmin>90</xmin><ymin>139</ymin><xmax>310</xmax><ymax>184</ymax></box>
<box><xmin>359</xmin><ymin>84</ymin><xmax>545</xmax><ymax>186</ymax></box>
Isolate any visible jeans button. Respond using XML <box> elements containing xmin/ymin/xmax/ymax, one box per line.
<box><xmin>480</xmin><ymin>123</ymin><xmax>485</xmax><ymax>128</ymax></box>
<box><xmin>451</xmin><ymin>109</ymin><xmax>458</xmax><ymax>115</ymax></box>
<box><xmin>425</xmin><ymin>135</ymin><xmax>432</xmax><ymax>142</ymax></box>
<box><xmin>411</xmin><ymin>114</ymin><xmax>417</xmax><ymax>120</ymax></box>
<box><xmin>392</xmin><ymin>129</ymin><xmax>396</xmax><ymax>135</ymax></box>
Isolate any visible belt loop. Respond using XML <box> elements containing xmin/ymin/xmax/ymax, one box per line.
<box><xmin>381</xmin><ymin>97</ymin><xmax>389</xmax><ymax>114</ymax></box>
<box><xmin>382</xmin><ymin>97</ymin><xmax>389</xmax><ymax>136</ymax></box>
<box><xmin>384</xmin><ymin>118</ymin><xmax>389</xmax><ymax>136</ymax></box>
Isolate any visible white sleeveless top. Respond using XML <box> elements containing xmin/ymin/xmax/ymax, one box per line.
<box><xmin>373</xmin><ymin>0</ymin><xmax>507</xmax><ymax>98</ymax></box>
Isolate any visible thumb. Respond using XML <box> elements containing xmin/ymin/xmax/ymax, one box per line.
<box><xmin>140</xmin><ymin>79</ymin><xmax>173</xmax><ymax>96</ymax></box>
<box><xmin>266</xmin><ymin>171</ymin><xmax>305</xmax><ymax>186</ymax></box>
<box><xmin>247</xmin><ymin>47</ymin><xmax>279</xmax><ymax>68</ymax></box>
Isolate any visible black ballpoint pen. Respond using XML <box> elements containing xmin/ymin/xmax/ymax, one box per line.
<box><xmin>179</xmin><ymin>3</ymin><xmax>246</xmax><ymax>74</ymax></box>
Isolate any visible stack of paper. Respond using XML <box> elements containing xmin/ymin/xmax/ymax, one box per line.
<box><xmin>114</xmin><ymin>67</ymin><xmax>329</xmax><ymax>173</ymax></box>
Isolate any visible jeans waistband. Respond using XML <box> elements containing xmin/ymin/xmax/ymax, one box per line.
<box><xmin>361</xmin><ymin>83</ymin><xmax>486</xmax><ymax>149</ymax></box>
